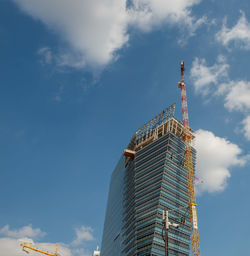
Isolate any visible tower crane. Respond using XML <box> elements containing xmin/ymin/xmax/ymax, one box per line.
<box><xmin>20</xmin><ymin>243</ymin><xmax>59</xmax><ymax>256</ymax></box>
<box><xmin>178</xmin><ymin>61</ymin><xmax>201</xmax><ymax>256</ymax></box>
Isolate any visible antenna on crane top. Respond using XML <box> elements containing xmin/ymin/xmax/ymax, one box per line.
<box><xmin>178</xmin><ymin>60</ymin><xmax>185</xmax><ymax>88</ymax></box>
<box><xmin>178</xmin><ymin>60</ymin><xmax>189</xmax><ymax>128</ymax></box>
<box><xmin>181</xmin><ymin>60</ymin><xmax>185</xmax><ymax>83</ymax></box>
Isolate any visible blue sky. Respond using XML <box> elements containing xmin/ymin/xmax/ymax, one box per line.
<box><xmin>0</xmin><ymin>0</ymin><xmax>250</xmax><ymax>256</ymax></box>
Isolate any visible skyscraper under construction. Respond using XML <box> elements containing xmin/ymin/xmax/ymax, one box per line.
<box><xmin>101</xmin><ymin>103</ymin><xmax>196</xmax><ymax>256</ymax></box>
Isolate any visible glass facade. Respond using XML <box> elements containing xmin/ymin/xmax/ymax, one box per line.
<box><xmin>101</xmin><ymin>107</ymin><xmax>196</xmax><ymax>256</ymax></box>
<box><xmin>101</xmin><ymin>156</ymin><xmax>126</xmax><ymax>256</ymax></box>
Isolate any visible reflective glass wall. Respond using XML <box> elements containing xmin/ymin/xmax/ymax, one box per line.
<box><xmin>101</xmin><ymin>156</ymin><xmax>126</xmax><ymax>256</ymax></box>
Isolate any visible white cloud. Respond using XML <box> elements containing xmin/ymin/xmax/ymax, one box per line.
<box><xmin>37</xmin><ymin>47</ymin><xmax>88</xmax><ymax>69</ymax></box>
<box><xmin>14</xmin><ymin>0</ymin><xmax>129</xmax><ymax>68</ymax></box>
<box><xmin>216</xmin><ymin>11</ymin><xmax>250</xmax><ymax>49</ymax></box>
<box><xmin>242</xmin><ymin>115</ymin><xmax>250</xmax><ymax>141</ymax></box>
<box><xmin>195</xmin><ymin>129</ymin><xmax>246</xmax><ymax>194</ymax></box>
<box><xmin>224</xmin><ymin>80</ymin><xmax>250</xmax><ymax>112</ymax></box>
<box><xmin>0</xmin><ymin>238</ymin><xmax>29</xmax><ymax>256</ymax></box>
<box><xmin>128</xmin><ymin>0</ymin><xmax>204</xmax><ymax>33</ymax></box>
<box><xmin>190</xmin><ymin>56</ymin><xmax>250</xmax><ymax>140</ymax></box>
<box><xmin>0</xmin><ymin>225</ymin><xmax>46</xmax><ymax>239</ymax></box>
<box><xmin>190</xmin><ymin>55</ymin><xmax>229</xmax><ymax>95</ymax></box>
<box><xmin>71</xmin><ymin>247</ymin><xmax>92</xmax><ymax>256</ymax></box>
<box><xmin>38</xmin><ymin>47</ymin><xmax>52</xmax><ymax>65</ymax></box>
<box><xmin>190</xmin><ymin>57</ymin><xmax>250</xmax><ymax>108</ymax></box>
<box><xmin>71</xmin><ymin>226</ymin><xmax>94</xmax><ymax>246</ymax></box>
<box><xmin>14</xmin><ymin>0</ymin><xmax>203</xmax><ymax>68</ymax></box>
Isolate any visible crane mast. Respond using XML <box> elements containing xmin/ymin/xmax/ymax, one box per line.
<box><xmin>178</xmin><ymin>61</ymin><xmax>201</xmax><ymax>256</ymax></box>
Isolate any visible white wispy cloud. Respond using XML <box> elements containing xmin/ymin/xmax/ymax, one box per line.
<box><xmin>128</xmin><ymin>0</ymin><xmax>205</xmax><ymax>33</ymax></box>
<box><xmin>37</xmin><ymin>46</ymin><xmax>88</xmax><ymax>70</ymax></box>
<box><xmin>190</xmin><ymin>56</ymin><xmax>250</xmax><ymax>140</ymax></box>
<box><xmin>242</xmin><ymin>115</ymin><xmax>250</xmax><ymax>141</ymax></box>
<box><xmin>38</xmin><ymin>47</ymin><xmax>52</xmax><ymax>65</ymax></box>
<box><xmin>14</xmin><ymin>0</ymin><xmax>129</xmax><ymax>68</ymax></box>
<box><xmin>71</xmin><ymin>247</ymin><xmax>93</xmax><ymax>256</ymax></box>
<box><xmin>0</xmin><ymin>225</ymin><xmax>46</xmax><ymax>239</ymax></box>
<box><xmin>190</xmin><ymin>55</ymin><xmax>229</xmax><ymax>95</ymax></box>
<box><xmin>216</xmin><ymin>11</ymin><xmax>250</xmax><ymax>50</ymax></box>
<box><xmin>223</xmin><ymin>80</ymin><xmax>250</xmax><ymax>112</ymax></box>
<box><xmin>14</xmin><ymin>0</ymin><xmax>203</xmax><ymax>69</ymax></box>
<box><xmin>0</xmin><ymin>237</ymin><xmax>30</xmax><ymax>256</ymax></box>
<box><xmin>71</xmin><ymin>226</ymin><xmax>94</xmax><ymax>246</ymax></box>
<box><xmin>195</xmin><ymin>129</ymin><xmax>246</xmax><ymax>194</ymax></box>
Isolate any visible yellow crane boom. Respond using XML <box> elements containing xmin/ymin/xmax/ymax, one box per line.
<box><xmin>178</xmin><ymin>61</ymin><xmax>201</xmax><ymax>256</ymax></box>
<box><xmin>21</xmin><ymin>243</ymin><xmax>59</xmax><ymax>256</ymax></box>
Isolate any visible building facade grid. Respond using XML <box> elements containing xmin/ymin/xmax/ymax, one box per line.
<box><xmin>101</xmin><ymin>107</ymin><xmax>196</xmax><ymax>256</ymax></box>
